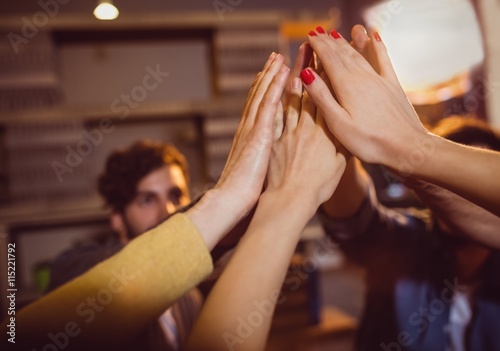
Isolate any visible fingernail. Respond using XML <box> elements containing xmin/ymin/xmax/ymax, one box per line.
<box><xmin>316</xmin><ymin>26</ymin><xmax>326</xmax><ymax>34</ymax></box>
<box><xmin>269</xmin><ymin>52</ymin><xmax>277</xmax><ymax>60</ymax></box>
<box><xmin>308</xmin><ymin>30</ymin><xmax>317</xmax><ymax>37</ymax></box>
<box><xmin>374</xmin><ymin>32</ymin><xmax>381</xmax><ymax>42</ymax></box>
<box><xmin>330</xmin><ymin>30</ymin><xmax>341</xmax><ymax>39</ymax></box>
<box><xmin>292</xmin><ymin>77</ymin><xmax>301</xmax><ymax>89</ymax></box>
<box><xmin>300</xmin><ymin>69</ymin><xmax>315</xmax><ymax>86</ymax></box>
<box><xmin>280</xmin><ymin>64</ymin><xmax>289</xmax><ymax>73</ymax></box>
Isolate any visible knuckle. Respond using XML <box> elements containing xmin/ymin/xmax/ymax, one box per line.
<box><xmin>259</xmin><ymin>96</ymin><xmax>276</xmax><ymax>109</ymax></box>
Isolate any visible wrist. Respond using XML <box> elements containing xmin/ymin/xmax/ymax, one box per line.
<box><xmin>389</xmin><ymin>131</ymin><xmax>438</xmax><ymax>179</ymax></box>
<box><xmin>259</xmin><ymin>188</ymin><xmax>318</xmax><ymax>224</ymax></box>
<box><xmin>186</xmin><ymin>188</ymin><xmax>249</xmax><ymax>250</ymax></box>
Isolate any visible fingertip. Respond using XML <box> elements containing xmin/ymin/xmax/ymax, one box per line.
<box><xmin>351</xmin><ymin>24</ymin><xmax>368</xmax><ymax>37</ymax></box>
<box><xmin>330</xmin><ymin>30</ymin><xmax>342</xmax><ymax>40</ymax></box>
<box><xmin>351</xmin><ymin>25</ymin><xmax>370</xmax><ymax>53</ymax></box>
<box><xmin>300</xmin><ymin>68</ymin><xmax>316</xmax><ymax>86</ymax></box>
<box><xmin>303</xmin><ymin>42</ymin><xmax>312</xmax><ymax>52</ymax></box>
<box><xmin>316</xmin><ymin>26</ymin><xmax>326</xmax><ymax>34</ymax></box>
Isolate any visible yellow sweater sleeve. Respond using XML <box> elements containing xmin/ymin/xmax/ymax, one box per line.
<box><xmin>14</xmin><ymin>213</ymin><xmax>213</xmax><ymax>348</ymax></box>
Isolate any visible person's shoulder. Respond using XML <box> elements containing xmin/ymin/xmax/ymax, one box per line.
<box><xmin>55</xmin><ymin>234</ymin><xmax>122</xmax><ymax>264</ymax></box>
<box><xmin>47</xmin><ymin>234</ymin><xmax>124</xmax><ymax>292</ymax></box>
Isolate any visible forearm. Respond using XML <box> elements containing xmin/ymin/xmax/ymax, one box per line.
<box><xmin>186</xmin><ymin>188</ymin><xmax>250</xmax><ymax>250</ymax></box>
<box><xmin>321</xmin><ymin>157</ymin><xmax>371</xmax><ymax>218</ymax></box>
<box><xmin>186</xmin><ymin>191</ymin><xmax>315</xmax><ymax>351</ymax></box>
<box><xmin>398</xmin><ymin>134</ymin><xmax>500</xmax><ymax>216</ymax></box>
<box><xmin>408</xmin><ymin>181</ymin><xmax>500</xmax><ymax>249</ymax></box>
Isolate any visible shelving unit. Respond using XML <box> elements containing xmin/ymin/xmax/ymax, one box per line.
<box><xmin>0</xmin><ymin>11</ymin><xmax>291</xmax><ymax>319</ymax></box>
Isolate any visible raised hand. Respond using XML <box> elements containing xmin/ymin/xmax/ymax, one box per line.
<box><xmin>186</xmin><ymin>75</ymin><xmax>346</xmax><ymax>351</ymax></box>
<box><xmin>188</xmin><ymin>53</ymin><xmax>290</xmax><ymax>249</ymax></box>
<box><xmin>301</xmin><ymin>26</ymin><xmax>428</xmax><ymax>172</ymax></box>
<box><xmin>266</xmin><ymin>76</ymin><xmax>347</xmax><ymax>214</ymax></box>
<box><xmin>301</xmin><ymin>25</ymin><xmax>500</xmax><ymax>216</ymax></box>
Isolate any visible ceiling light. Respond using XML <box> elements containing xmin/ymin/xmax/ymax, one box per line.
<box><xmin>94</xmin><ymin>0</ymin><xmax>119</xmax><ymax>21</ymax></box>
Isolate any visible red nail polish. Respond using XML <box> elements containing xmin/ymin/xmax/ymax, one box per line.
<box><xmin>300</xmin><ymin>69</ymin><xmax>315</xmax><ymax>86</ymax></box>
<box><xmin>330</xmin><ymin>30</ymin><xmax>341</xmax><ymax>39</ymax></box>
<box><xmin>308</xmin><ymin>30</ymin><xmax>317</xmax><ymax>36</ymax></box>
<box><xmin>316</xmin><ymin>26</ymin><xmax>326</xmax><ymax>34</ymax></box>
<box><xmin>374</xmin><ymin>32</ymin><xmax>381</xmax><ymax>42</ymax></box>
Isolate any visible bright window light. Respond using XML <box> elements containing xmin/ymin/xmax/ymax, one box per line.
<box><xmin>363</xmin><ymin>0</ymin><xmax>484</xmax><ymax>99</ymax></box>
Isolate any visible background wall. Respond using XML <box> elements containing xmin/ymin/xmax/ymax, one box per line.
<box><xmin>478</xmin><ymin>0</ymin><xmax>500</xmax><ymax>127</ymax></box>
<box><xmin>2</xmin><ymin>0</ymin><xmax>342</xmax><ymax>14</ymax></box>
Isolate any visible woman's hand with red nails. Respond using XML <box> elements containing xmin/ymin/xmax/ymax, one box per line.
<box><xmin>301</xmin><ymin>26</ymin><xmax>428</xmax><ymax>172</ymax></box>
<box><xmin>301</xmin><ymin>26</ymin><xmax>500</xmax><ymax>216</ymax></box>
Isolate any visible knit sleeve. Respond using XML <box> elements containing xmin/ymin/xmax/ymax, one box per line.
<box><xmin>14</xmin><ymin>213</ymin><xmax>213</xmax><ymax>349</ymax></box>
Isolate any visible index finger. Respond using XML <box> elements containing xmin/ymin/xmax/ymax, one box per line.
<box><xmin>284</xmin><ymin>43</ymin><xmax>313</xmax><ymax>109</ymax></box>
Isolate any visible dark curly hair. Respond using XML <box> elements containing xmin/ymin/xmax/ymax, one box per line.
<box><xmin>98</xmin><ymin>140</ymin><xmax>189</xmax><ymax>212</ymax></box>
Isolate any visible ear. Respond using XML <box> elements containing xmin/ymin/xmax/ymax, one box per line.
<box><xmin>110</xmin><ymin>211</ymin><xmax>128</xmax><ymax>244</ymax></box>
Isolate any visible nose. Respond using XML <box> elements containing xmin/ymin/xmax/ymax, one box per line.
<box><xmin>155</xmin><ymin>202</ymin><xmax>176</xmax><ymax>224</ymax></box>
<box><xmin>165</xmin><ymin>201</ymin><xmax>179</xmax><ymax>216</ymax></box>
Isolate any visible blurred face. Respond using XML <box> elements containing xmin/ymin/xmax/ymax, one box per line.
<box><xmin>114</xmin><ymin>164</ymin><xmax>190</xmax><ymax>239</ymax></box>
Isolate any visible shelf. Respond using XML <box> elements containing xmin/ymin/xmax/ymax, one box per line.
<box><xmin>0</xmin><ymin>11</ymin><xmax>287</xmax><ymax>32</ymax></box>
<box><xmin>0</xmin><ymin>96</ymin><xmax>247</xmax><ymax>125</ymax></box>
<box><xmin>0</xmin><ymin>195</ymin><xmax>108</xmax><ymax>229</ymax></box>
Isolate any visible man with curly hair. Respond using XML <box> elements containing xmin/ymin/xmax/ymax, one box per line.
<box><xmin>48</xmin><ymin>140</ymin><xmax>201</xmax><ymax>350</ymax></box>
<box><xmin>98</xmin><ymin>140</ymin><xmax>191</xmax><ymax>242</ymax></box>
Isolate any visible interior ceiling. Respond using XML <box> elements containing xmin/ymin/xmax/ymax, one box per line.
<box><xmin>1</xmin><ymin>0</ymin><xmax>353</xmax><ymax>15</ymax></box>
<box><xmin>1</xmin><ymin>0</ymin><xmax>379</xmax><ymax>39</ymax></box>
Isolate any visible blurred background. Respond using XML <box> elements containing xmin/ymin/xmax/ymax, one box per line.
<box><xmin>0</xmin><ymin>0</ymin><xmax>499</xmax><ymax>350</ymax></box>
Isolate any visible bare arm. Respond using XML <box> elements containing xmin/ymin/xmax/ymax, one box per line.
<box><xmin>186</xmin><ymin>79</ymin><xmax>346</xmax><ymax>351</ymax></box>
<box><xmin>411</xmin><ymin>135</ymin><xmax>500</xmax><ymax>216</ymax></box>
<box><xmin>407</xmin><ymin>178</ymin><xmax>500</xmax><ymax>249</ymax></box>
<box><xmin>302</xmin><ymin>26</ymin><xmax>500</xmax><ymax>216</ymax></box>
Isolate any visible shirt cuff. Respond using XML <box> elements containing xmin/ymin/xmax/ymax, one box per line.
<box><xmin>317</xmin><ymin>183</ymin><xmax>378</xmax><ymax>241</ymax></box>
